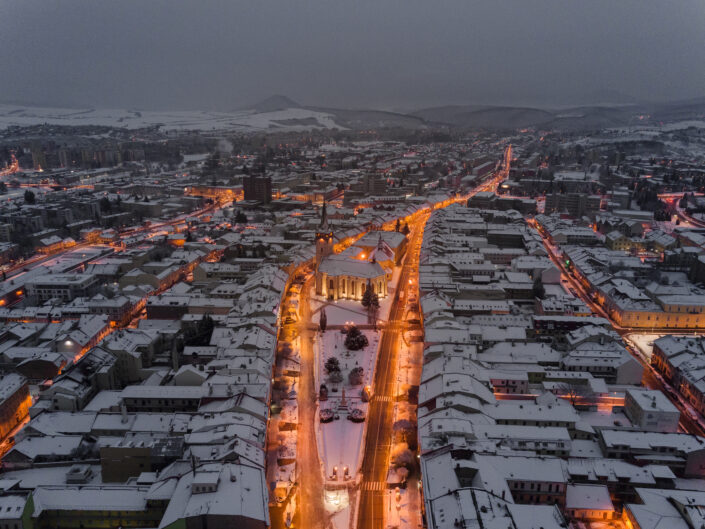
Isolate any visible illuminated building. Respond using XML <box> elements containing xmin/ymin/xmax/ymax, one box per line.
<box><xmin>0</xmin><ymin>374</ymin><xmax>31</xmax><ymax>441</ymax></box>
<box><xmin>314</xmin><ymin>204</ymin><xmax>387</xmax><ymax>300</ymax></box>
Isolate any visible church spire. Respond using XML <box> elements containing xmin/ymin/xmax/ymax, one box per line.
<box><xmin>320</xmin><ymin>201</ymin><xmax>329</xmax><ymax>231</ymax></box>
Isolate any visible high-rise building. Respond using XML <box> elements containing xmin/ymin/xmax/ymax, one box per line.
<box><xmin>545</xmin><ymin>192</ymin><xmax>601</xmax><ymax>218</ymax></box>
<box><xmin>243</xmin><ymin>175</ymin><xmax>272</xmax><ymax>204</ymax></box>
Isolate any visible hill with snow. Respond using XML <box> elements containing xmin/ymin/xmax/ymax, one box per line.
<box><xmin>0</xmin><ymin>104</ymin><xmax>344</xmax><ymax>132</ymax></box>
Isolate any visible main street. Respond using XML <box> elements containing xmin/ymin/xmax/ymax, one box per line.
<box><xmin>357</xmin><ymin>212</ymin><xmax>428</xmax><ymax>529</ymax></box>
<box><xmin>527</xmin><ymin>218</ymin><xmax>705</xmax><ymax>436</ymax></box>
<box><xmin>272</xmin><ymin>169</ymin><xmax>504</xmax><ymax>529</ymax></box>
<box><xmin>355</xmin><ymin>169</ymin><xmax>504</xmax><ymax>528</ymax></box>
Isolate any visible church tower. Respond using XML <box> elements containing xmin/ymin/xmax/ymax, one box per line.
<box><xmin>315</xmin><ymin>201</ymin><xmax>334</xmax><ymax>267</ymax></box>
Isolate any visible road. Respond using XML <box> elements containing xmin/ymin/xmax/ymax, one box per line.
<box><xmin>355</xmin><ymin>170</ymin><xmax>503</xmax><ymax>528</ymax></box>
<box><xmin>267</xmin><ymin>167</ymin><xmax>503</xmax><ymax>528</ymax></box>
<box><xmin>356</xmin><ymin>213</ymin><xmax>428</xmax><ymax>529</ymax></box>
<box><xmin>289</xmin><ymin>273</ymin><xmax>329</xmax><ymax>529</ymax></box>
<box><xmin>528</xmin><ymin>218</ymin><xmax>705</xmax><ymax>436</ymax></box>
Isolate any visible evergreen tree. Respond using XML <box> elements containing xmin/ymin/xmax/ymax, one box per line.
<box><xmin>319</xmin><ymin>308</ymin><xmax>327</xmax><ymax>333</ymax></box>
<box><xmin>361</xmin><ymin>281</ymin><xmax>375</xmax><ymax>309</ymax></box>
<box><xmin>344</xmin><ymin>325</ymin><xmax>369</xmax><ymax>351</ymax></box>
<box><xmin>324</xmin><ymin>357</ymin><xmax>340</xmax><ymax>374</ymax></box>
<box><xmin>24</xmin><ymin>190</ymin><xmax>35</xmax><ymax>204</ymax></box>
<box><xmin>533</xmin><ymin>276</ymin><xmax>546</xmax><ymax>300</ymax></box>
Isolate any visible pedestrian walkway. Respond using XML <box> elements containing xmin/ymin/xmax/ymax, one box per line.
<box><xmin>360</xmin><ymin>481</ymin><xmax>386</xmax><ymax>491</ymax></box>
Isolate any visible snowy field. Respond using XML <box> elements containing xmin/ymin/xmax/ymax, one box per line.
<box><xmin>311</xmin><ymin>297</ymin><xmax>371</xmax><ymax>326</ymax></box>
<box><xmin>317</xmin><ymin>327</ymin><xmax>379</xmax><ymax>477</ymax></box>
<box><xmin>0</xmin><ymin>103</ymin><xmax>344</xmax><ymax>132</ymax></box>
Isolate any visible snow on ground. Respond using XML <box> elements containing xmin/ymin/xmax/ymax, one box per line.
<box><xmin>386</xmin><ymin>486</ymin><xmax>420</xmax><ymax>529</ymax></box>
<box><xmin>320</xmin><ymin>412</ymin><xmax>364</xmax><ymax>478</ymax></box>
<box><xmin>626</xmin><ymin>332</ymin><xmax>703</xmax><ymax>363</ymax></box>
<box><xmin>317</xmin><ymin>327</ymin><xmax>379</xmax><ymax>479</ymax></box>
<box><xmin>0</xmin><ymin>103</ymin><xmax>345</xmax><ymax>132</ymax></box>
<box><xmin>182</xmin><ymin>153</ymin><xmax>209</xmax><ymax>163</ymax></box>
<box><xmin>624</xmin><ymin>333</ymin><xmax>662</xmax><ymax>362</ymax></box>
<box><xmin>311</xmin><ymin>297</ymin><xmax>370</xmax><ymax>326</ymax></box>
<box><xmin>328</xmin><ymin>493</ymin><xmax>350</xmax><ymax>529</ymax></box>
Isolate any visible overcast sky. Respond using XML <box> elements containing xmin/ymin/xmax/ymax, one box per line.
<box><xmin>1</xmin><ymin>0</ymin><xmax>704</xmax><ymax>112</ymax></box>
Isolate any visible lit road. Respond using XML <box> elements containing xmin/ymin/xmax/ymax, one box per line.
<box><xmin>528</xmin><ymin>218</ymin><xmax>705</xmax><ymax>436</ymax></box>
<box><xmin>355</xmin><ymin>169</ymin><xmax>505</xmax><ymax>528</ymax></box>
<box><xmin>269</xmin><ymin>268</ymin><xmax>328</xmax><ymax>529</ymax></box>
<box><xmin>291</xmin><ymin>272</ymin><xmax>329</xmax><ymax>529</ymax></box>
<box><xmin>269</xmin><ymin>167</ymin><xmax>504</xmax><ymax>528</ymax></box>
<box><xmin>357</xmin><ymin>212</ymin><xmax>428</xmax><ymax>529</ymax></box>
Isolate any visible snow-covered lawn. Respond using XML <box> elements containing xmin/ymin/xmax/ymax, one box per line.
<box><xmin>320</xmin><ymin>413</ymin><xmax>365</xmax><ymax>479</ymax></box>
<box><xmin>327</xmin><ymin>491</ymin><xmax>351</xmax><ymax>529</ymax></box>
<box><xmin>316</xmin><ymin>328</ymin><xmax>379</xmax><ymax>479</ymax></box>
<box><xmin>311</xmin><ymin>296</ymin><xmax>370</xmax><ymax>326</ymax></box>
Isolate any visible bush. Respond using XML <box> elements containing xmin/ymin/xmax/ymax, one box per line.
<box><xmin>344</xmin><ymin>325</ymin><xmax>369</xmax><ymax>351</ymax></box>
<box><xmin>390</xmin><ymin>442</ymin><xmax>415</xmax><ymax>470</ymax></box>
<box><xmin>324</xmin><ymin>357</ymin><xmax>341</xmax><ymax>374</ymax></box>
<box><xmin>349</xmin><ymin>366</ymin><xmax>364</xmax><ymax>385</ymax></box>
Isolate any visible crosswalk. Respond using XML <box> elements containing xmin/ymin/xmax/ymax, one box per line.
<box><xmin>361</xmin><ymin>481</ymin><xmax>386</xmax><ymax>491</ymax></box>
<box><xmin>373</xmin><ymin>395</ymin><xmax>394</xmax><ymax>402</ymax></box>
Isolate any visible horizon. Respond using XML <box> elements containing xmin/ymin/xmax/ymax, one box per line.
<box><xmin>2</xmin><ymin>91</ymin><xmax>704</xmax><ymax>116</ymax></box>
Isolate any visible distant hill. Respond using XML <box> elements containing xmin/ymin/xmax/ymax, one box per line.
<box><xmin>252</xmin><ymin>95</ymin><xmax>301</xmax><ymax>113</ymax></box>
<box><xmin>307</xmin><ymin>106</ymin><xmax>428</xmax><ymax>130</ymax></box>
<box><xmin>413</xmin><ymin>105</ymin><xmax>554</xmax><ymax>130</ymax></box>
<box><xmin>1</xmin><ymin>94</ymin><xmax>703</xmax><ymax>134</ymax></box>
<box><xmin>413</xmin><ymin>96</ymin><xmax>705</xmax><ymax>131</ymax></box>
<box><xmin>649</xmin><ymin>97</ymin><xmax>705</xmax><ymax>123</ymax></box>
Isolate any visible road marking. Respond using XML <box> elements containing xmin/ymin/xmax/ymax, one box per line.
<box><xmin>361</xmin><ymin>481</ymin><xmax>386</xmax><ymax>491</ymax></box>
<box><xmin>374</xmin><ymin>395</ymin><xmax>393</xmax><ymax>402</ymax></box>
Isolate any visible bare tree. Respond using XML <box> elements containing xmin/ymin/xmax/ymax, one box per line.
<box><xmin>556</xmin><ymin>382</ymin><xmax>595</xmax><ymax>406</ymax></box>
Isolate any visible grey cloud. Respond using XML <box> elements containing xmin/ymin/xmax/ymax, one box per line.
<box><xmin>1</xmin><ymin>0</ymin><xmax>703</xmax><ymax>111</ymax></box>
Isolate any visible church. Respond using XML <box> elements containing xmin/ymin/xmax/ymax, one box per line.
<box><xmin>314</xmin><ymin>204</ymin><xmax>390</xmax><ymax>301</ymax></box>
